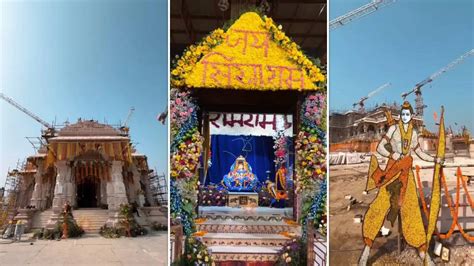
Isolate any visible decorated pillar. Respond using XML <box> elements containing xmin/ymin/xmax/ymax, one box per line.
<box><xmin>30</xmin><ymin>159</ymin><xmax>44</xmax><ymax>210</ymax></box>
<box><xmin>51</xmin><ymin>161</ymin><xmax>74</xmax><ymax>211</ymax></box>
<box><xmin>105</xmin><ymin>161</ymin><xmax>128</xmax><ymax>226</ymax></box>
<box><xmin>47</xmin><ymin>160</ymin><xmax>74</xmax><ymax>228</ymax></box>
<box><xmin>106</xmin><ymin>161</ymin><xmax>128</xmax><ymax>210</ymax></box>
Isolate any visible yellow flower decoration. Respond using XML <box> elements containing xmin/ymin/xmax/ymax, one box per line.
<box><xmin>170</xmin><ymin>12</ymin><xmax>326</xmax><ymax>91</ymax></box>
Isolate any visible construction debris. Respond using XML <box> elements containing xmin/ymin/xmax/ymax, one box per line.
<box><xmin>380</xmin><ymin>226</ymin><xmax>390</xmax><ymax>236</ymax></box>
<box><xmin>433</xmin><ymin>241</ymin><xmax>442</xmax><ymax>256</ymax></box>
<box><xmin>353</xmin><ymin>214</ymin><xmax>363</xmax><ymax>224</ymax></box>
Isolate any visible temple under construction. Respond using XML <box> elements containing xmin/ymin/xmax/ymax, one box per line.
<box><xmin>1</xmin><ymin>118</ymin><xmax>167</xmax><ymax>233</ymax></box>
<box><xmin>329</xmin><ymin>103</ymin><xmax>473</xmax><ymax>159</ymax></box>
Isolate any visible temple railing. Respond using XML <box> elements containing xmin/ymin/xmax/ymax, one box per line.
<box><xmin>307</xmin><ymin>224</ymin><xmax>327</xmax><ymax>266</ymax></box>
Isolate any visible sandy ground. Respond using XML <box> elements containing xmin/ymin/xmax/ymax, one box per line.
<box><xmin>0</xmin><ymin>231</ymin><xmax>167</xmax><ymax>266</ymax></box>
<box><xmin>329</xmin><ymin>160</ymin><xmax>474</xmax><ymax>265</ymax></box>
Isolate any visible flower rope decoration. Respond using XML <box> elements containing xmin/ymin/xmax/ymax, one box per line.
<box><xmin>295</xmin><ymin>93</ymin><xmax>327</xmax><ymax>193</ymax></box>
<box><xmin>295</xmin><ymin>92</ymin><xmax>327</xmax><ymax>239</ymax></box>
<box><xmin>170</xmin><ymin>179</ymin><xmax>196</xmax><ymax>236</ymax></box>
<box><xmin>184</xmin><ymin>236</ymin><xmax>212</xmax><ymax>265</ymax></box>
<box><xmin>170</xmin><ymin>89</ymin><xmax>203</xmax><ymax>179</ymax></box>
<box><xmin>170</xmin><ymin>88</ymin><xmax>203</xmax><ymax>237</ymax></box>
<box><xmin>304</xmin><ymin>180</ymin><xmax>327</xmax><ymax>238</ymax></box>
<box><xmin>273</xmin><ymin>130</ymin><xmax>289</xmax><ymax>166</ymax></box>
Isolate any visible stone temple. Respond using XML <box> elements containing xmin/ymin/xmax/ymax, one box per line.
<box><xmin>6</xmin><ymin>119</ymin><xmax>165</xmax><ymax>232</ymax></box>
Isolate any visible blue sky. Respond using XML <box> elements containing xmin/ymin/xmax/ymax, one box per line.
<box><xmin>0</xmin><ymin>0</ymin><xmax>168</xmax><ymax>184</ymax></box>
<box><xmin>330</xmin><ymin>0</ymin><xmax>473</xmax><ymax>133</ymax></box>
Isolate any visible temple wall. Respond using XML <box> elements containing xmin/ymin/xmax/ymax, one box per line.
<box><xmin>140</xmin><ymin>173</ymin><xmax>155</xmax><ymax>206</ymax></box>
<box><xmin>329</xmin><ymin>140</ymin><xmax>378</xmax><ymax>153</ymax></box>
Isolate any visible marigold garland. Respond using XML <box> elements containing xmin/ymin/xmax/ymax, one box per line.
<box><xmin>170</xmin><ymin>12</ymin><xmax>326</xmax><ymax>91</ymax></box>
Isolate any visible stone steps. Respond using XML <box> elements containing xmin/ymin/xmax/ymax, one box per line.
<box><xmin>31</xmin><ymin>209</ymin><xmax>109</xmax><ymax>233</ymax></box>
<box><xmin>31</xmin><ymin>209</ymin><xmax>53</xmax><ymax>229</ymax></box>
<box><xmin>196</xmin><ymin>210</ymin><xmax>300</xmax><ymax>262</ymax></box>
<box><xmin>73</xmin><ymin>209</ymin><xmax>109</xmax><ymax>233</ymax></box>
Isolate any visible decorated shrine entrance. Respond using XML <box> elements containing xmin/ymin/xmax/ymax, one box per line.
<box><xmin>196</xmin><ymin>91</ymin><xmax>299</xmax><ymax>219</ymax></box>
<box><xmin>170</xmin><ymin>12</ymin><xmax>327</xmax><ymax>265</ymax></box>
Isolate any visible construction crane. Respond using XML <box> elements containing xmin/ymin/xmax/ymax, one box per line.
<box><xmin>119</xmin><ymin>107</ymin><xmax>135</xmax><ymax>134</ymax></box>
<box><xmin>122</xmin><ymin>107</ymin><xmax>135</xmax><ymax>128</ymax></box>
<box><xmin>0</xmin><ymin>92</ymin><xmax>55</xmax><ymax>138</ymax></box>
<box><xmin>330</xmin><ymin>0</ymin><xmax>395</xmax><ymax>31</ymax></box>
<box><xmin>401</xmin><ymin>49</ymin><xmax>474</xmax><ymax>116</ymax></box>
<box><xmin>353</xmin><ymin>82</ymin><xmax>391</xmax><ymax>113</ymax></box>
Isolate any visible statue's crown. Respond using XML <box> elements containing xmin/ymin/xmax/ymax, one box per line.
<box><xmin>402</xmin><ymin>101</ymin><xmax>412</xmax><ymax>109</ymax></box>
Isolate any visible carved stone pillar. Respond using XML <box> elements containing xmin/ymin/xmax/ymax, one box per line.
<box><xmin>47</xmin><ymin>161</ymin><xmax>74</xmax><ymax>228</ymax></box>
<box><xmin>30</xmin><ymin>159</ymin><xmax>44</xmax><ymax>210</ymax></box>
<box><xmin>105</xmin><ymin>161</ymin><xmax>128</xmax><ymax>227</ymax></box>
<box><xmin>129</xmin><ymin>166</ymin><xmax>142</xmax><ymax>204</ymax></box>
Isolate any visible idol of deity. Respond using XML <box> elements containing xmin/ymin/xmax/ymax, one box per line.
<box><xmin>222</xmin><ymin>156</ymin><xmax>258</xmax><ymax>191</ymax></box>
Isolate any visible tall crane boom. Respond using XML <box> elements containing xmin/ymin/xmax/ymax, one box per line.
<box><xmin>401</xmin><ymin>49</ymin><xmax>474</xmax><ymax>116</ymax></box>
<box><xmin>353</xmin><ymin>82</ymin><xmax>391</xmax><ymax>113</ymax></box>
<box><xmin>0</xmin><ymin>92</ymin><xmax>52</xmax><ymax>129</ymax></box>
<box><xmin>123</xmin><ymin>107</ymin><xmax>135</xmax><ymax>127</ymax></box>
<box><xmin>330</xmin><ymin>0</ymin><xmax>395</xmax><ymax>31</ymax></box>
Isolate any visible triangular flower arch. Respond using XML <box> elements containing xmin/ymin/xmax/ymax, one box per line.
<box><xmin>171</xmin><ymin>12</ymin><xmax>326</xmax><ymax>91</ymax></box>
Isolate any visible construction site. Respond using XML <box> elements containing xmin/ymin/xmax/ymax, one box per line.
<box><xmin>329</xmin><ymin>0</ymin><xmax>473</xmax><ymax>265</ymax></box>
<box><xmin>0</xmin><ymin>92</ymin><xmax>168</xmax><ymax>236</ymax></box>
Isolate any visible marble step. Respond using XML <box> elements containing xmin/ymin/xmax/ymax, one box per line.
<box><xmin>209</xmin><ymin>246</ymin><xmax>281</xmax><ymax>262</ymax></box>
<box><xmin>202</xmin><ymin>232</ymin><xmax>290</xmax><ymax>247</ymax></box>
<box><xmin>196</xmin><ymin>219</ymin><xmax>300</xmax><ymax>234</ymax></box>
<box><xmin>198</xmin><ymin>207</ymin><xmax>293</xmax><ymax>222</ymax></box>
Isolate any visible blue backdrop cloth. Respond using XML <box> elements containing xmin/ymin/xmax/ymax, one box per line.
<box><xmin>205</xmin><ymin>134</ymin><xmax>294</xmax><ymax>189</ymax></box>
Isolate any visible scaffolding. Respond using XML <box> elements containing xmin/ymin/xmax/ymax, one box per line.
<box><xmin>149</xmin><ymin>169</ymin><xmax>167</xmax><ymax>206</ymax></box>
<box><xmin>0</xmin><ymin>160</ymin><xmax>24</xmax><ymax>229</ymax></box>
